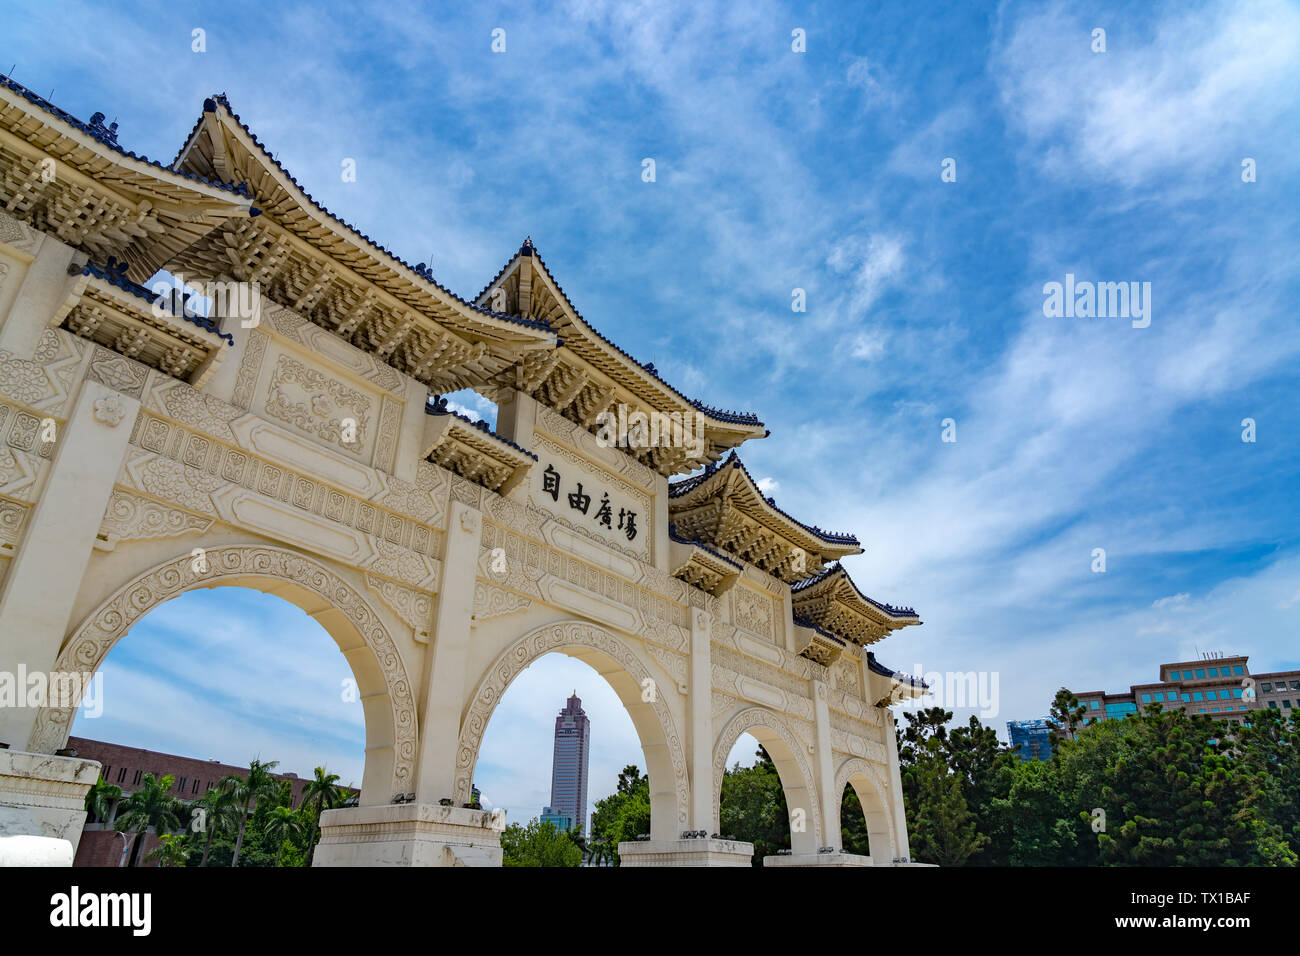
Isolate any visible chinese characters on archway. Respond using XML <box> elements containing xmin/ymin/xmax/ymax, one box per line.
<box><xmin>541</xmin><ymin>463</ymin><xmax>637</xmax><ymax>541</ymax></box>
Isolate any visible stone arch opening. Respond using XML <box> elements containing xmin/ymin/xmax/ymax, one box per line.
<box><xmin>713</xmin><ymin>707</ymin><xmax>821</xmax><ymax>855</ymax></box>
<box><xmin>28</xmin><ymin>544</ymin><xmax>417</xmax><ymax>806</ymax></box>
<box><xmin>454</xmin><ymin>620</ymin><xmax>689</xmax><ymax>842</ymax></box>
<box><xmin>834</xmin><ymin>757</ymin><xmax>897</xmax><ymax>862</ymax></box>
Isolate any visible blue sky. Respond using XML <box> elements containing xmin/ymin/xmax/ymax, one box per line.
<box><xmin>15</xmin><ymin>0</ymin><xmax>1296</xmax><ymax>823</ymax></box>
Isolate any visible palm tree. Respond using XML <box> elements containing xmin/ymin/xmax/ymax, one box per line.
<box><xmin>220</xmin><ymin>758</ymin><xmax>279</xmax><ymax>867</ymax></box>
<box><xmin>84</xmin><ymin>775</ymin><xmax>121</xmax><ymax>826</ymax></box>
<box><xmin>146</xmin><ymin>833</ymin><xmax>190</xmax><ymax>867</ymax></box>
<box><xmin>115</xmin><ymin>774</ymin><xmax>184</xmax><ymax>867</ymax></box>
<box><xmin>264</xmin><ymin>805</ymin><xmax>306</xmax><ymax>866</ymax></box>
<box><xmin>192</xmin><ymin>786</ymin><xmax>239</xmax><ymax>867</ymax></box>
<box><xmin>300</xmin><ymin>766</ymin><xmax>344</xmax><ymax>863</ymax></box>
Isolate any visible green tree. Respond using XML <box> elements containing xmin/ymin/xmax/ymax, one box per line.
<box><xmin>947</xmin><ymin>714</ymin><xmax>1017</xmax><ymax>864</ymax></box>
<box><xmin>907</xmin><ymin>753</ymin><xmax>987</xmax><ymax>866</ymax></box>
<box><xmin>146</xmin><ymin>832</ymin><xmax>190</xmax><ymax>867</ymax></box>
<box><xmin>190</xmin><ymin>786</ymin><xmax>239</xmax><ymax>867</ymax></box>
<box><xmin>1047</xmin><ymin>687</ymin><xmax>1087</xmax><ymax>744</ymax></box>
<box><xmin>589</xmin><ymin>764</ymin><xmax>652</xmax><ymax>864</ymax></box>
<box><xmin>115</xmin><ymin>773</ymin><xmax>184</xmax><ymax>868</ymax></box>
<box><xmin>501</xmin><ymin>818</ymin><xmax>583</xmax><ymax>866</ymax></box>
<box><xmin>84</xmin><ymin>775</ymin><xmax>121</xmax><ymax>825</ymax></box>
<box><xmin>264</xmin><ymin>804</ymin><xmax>306</xmax><ymax>866</ymax></box>
<box><xmin>300</xmin><ymin>766</ymin><xmax>346</xmax><ymax>864</ymax></box>
<box><xmin>1060</xmin><ymin>706</ymin><xmax>1294</xmax><ymax>866</ymax></box>
<box><xmin>720</xmin><ymin>746</ymin><xmax>789</xmax><ymax>865</ymax></box>
<box><xmin>1233</xmin><ymin>708</ymin><xmax>1300</xmax><ymax>858</ymax></box>
<box><xmin>220</xmin><ymin>758</ymin><xmax>280</xmax><ymax>867</ymax></box>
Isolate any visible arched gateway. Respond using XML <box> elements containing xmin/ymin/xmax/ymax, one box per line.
<box><xmin>0</xmin><ymin>81</ymin><xmax>928</xmax><ymax>866</ymax></box>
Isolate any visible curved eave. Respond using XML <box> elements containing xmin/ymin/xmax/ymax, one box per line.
<box><xmin>668</xmin><ymin>453</ymin><xmax>863</xmax><ymax>557</ymax></box>
<box><xmin>0</xmin><ymin>79</ymin><xmax>256</xmax><ymax>281</ymax></box>
<box><xmin>478</xmin><ymin>245</ymin><xmax>767</xmax><ymax>444</ymax></box>
<box><xmin>171</xmin><ymin>97</ymin><xmax>557</xmax><ymax>349</ymax></box>
<box><xmin>792</xmin><ymin>563</ymin><xmax>920</xmax><ymax>627</ymax></box>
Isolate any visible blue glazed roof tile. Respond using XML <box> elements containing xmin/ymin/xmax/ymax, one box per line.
<box><xmin>0</xmin><ymin>75</ymin><xmax>248</xmax><ymax>197</ymax></box>
<box><xmin>867</xmin><ymin>651</ymin><xmax>929</xmax><ymax>689</ymax></box>
<box><xmin>79</xmin><ymin>259</ymin><xmax>234</xmax><ymax>345</ymax></box>
<box><xmin>425</xmin><ymin>395</ymin><xmax>538</xmax><ymax>460</ymax></box>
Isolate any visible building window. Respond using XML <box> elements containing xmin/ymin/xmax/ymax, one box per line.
<box><xmin>1269</xmin><ymin>701</ymin><xmax>1278</xmax><ymax>709</ymax></box>
<box><xmin>1262</xmin><ymin>683</ymin><xmax>1273</xmax><ymax>692</ymax></box>
<box><xmin>1194</xmin><ymin>669</ymin><xmax>1206</xmax><ymax>678</ymax></box>
<box><xmin>1234</xmin><ymin>666</ymin><xmax>1244</xmax><ymax>675</ymax></box>
<box><xmin>1141</xmin><ymin>693</ymin><xmax>1152</xmax><ymax>702</ymax></box>
<box><xmin>177</xmin><ymin>776</ymin><xmax>187</xmax><ymax>792</ymax></box>
<box><xmin>116</xmin><ymin>767</ymin><xmax>127</xmax><ymax>783</ymax></box>
<box><xmin>1208</xmin><ymin>667</ymin><xmax>1219</xmax><ymax>677</ymax></box>
<box><xmin>1285</xmin><ymin>701</ymin><xmax>1293</xmax><ymax>709</ymax></box>
<box><xmin>1169</xmin><ymin>670</ymin><xmax>1181</xmax><ymax>680</ymax></box>
<box><xmin>1090</xmin><ymin>700</ymin><xmax>1100</xmax><ymax>709</ymax></box>
<box><xmin>1291</xmin><ymin>681</ymin><xmax>1300</xmax><ymax>691</ymax></box>
<box><xmin>1192</xmin><ymin>693</ymin><xmax>1204</xmax><ymax>701</ymax></box>
<box><xmin>192</xmin><ymin>779</ymin><xmax>200</xmax><ymax>794</ymax></box>
<box><xmin>132</xmin><ymin>769</ymin><xmax>141</xmax><ymax>786</ymax></box>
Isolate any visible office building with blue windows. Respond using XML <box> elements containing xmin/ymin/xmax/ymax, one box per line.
<box><xmin>542</xmin><ymin>692</ymin><xmax>591</xmax><ymax>835</ymax></box>
<box><xmin>1073</xmin><ymin>654</ymin><xmax>1299</xmax><ymax>725</ymax></box>
<box><xmin>1007</xmin><ymin>719</ymin><xmax>1055</xmax><ymax>761</ymax></box>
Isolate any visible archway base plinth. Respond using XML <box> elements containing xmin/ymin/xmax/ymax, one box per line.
<box><xmin>617</xmin><ymin>838</ymin><xmax>753</xmax><ymax>867</ymax></box>
<box><xmin>313</xmin><ymin>804</ymin><xmax>504</xmax><ymax>867</ymax></box>
<box><xmin>0</xmin><ymin>748</ymin><xmax>101</xmax><ymax>862</ymax></box>
<box><xmin>763</xmin><ymin>851</ymin><xmax>875</xmax><ymax>867</ymax></box>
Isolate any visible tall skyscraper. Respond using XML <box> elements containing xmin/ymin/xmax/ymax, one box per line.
<box><xmin>542</xmin><ymin>692</ymin><xmax>590</xmax><ymax>835</ymax></box>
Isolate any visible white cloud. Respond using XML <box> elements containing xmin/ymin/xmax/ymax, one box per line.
<box><xmin>994</xmin><ymin>0</ymin><xmax>1300</xmax><ymax>187</ymax></box>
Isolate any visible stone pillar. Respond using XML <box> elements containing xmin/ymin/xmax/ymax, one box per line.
<box><xmin>884</xmin><ymin>709</ymin><xmax>911</xmax><ymax>861</ymax></box>
<box><xmin>688</xmin><ymin>609</ymin><xmax>713</xmax><ymax>831</ymax></box>
<box><xmin>314</xmin><ymin>499</ymin><xmax>503</xmax><ymax>866</ymax></box>
<box><xmin>812</xmin><ymin>678</ymin><xmax>838</xmax><ymax>850</ymax></box>
<box><xmin>494</xmin><ymin>387</ymin><xmax>537</xmax><ymax>448</ymax></box>
<box><xmin>392</xmin><ymin>376</ymin><xmax>429</xmax><ymax>484</ymax></box>
<box><xmin>0</xmin><ymin>380</ymin><xmax>139</xmax><ymax>750</ymax></box>
<box><xmin>0</xmin><ymin>749</ymin><xmax>102</xmax><ymax>865</ymax></box>
<box><xmin>0</xmin><ymin>231</ymin><xmax>79</xmax><ymax>359</ymax></box>
<box><xmin>761</xmin><ymin>678</ymin><xmax>871</xmax><ymax>866</ymax></box>
<box><xmin>414</xmin><ymin>499</ymin><xmax>481</xmax><ymax>804</ymax></box>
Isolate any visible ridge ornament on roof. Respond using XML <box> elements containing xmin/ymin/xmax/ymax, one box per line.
<box><xmin>474</xmin><ymin>238</ymin><xmax>767</xmax><ymax>476</ymax></box>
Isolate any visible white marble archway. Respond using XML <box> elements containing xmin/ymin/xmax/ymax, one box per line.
<box><xmin>28</xmin><ymin>543</ymin><xmax>417</xmax><ymax>805</ymax></box>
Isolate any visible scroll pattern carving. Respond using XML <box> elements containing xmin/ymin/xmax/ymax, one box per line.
<box><xmin>29</xmin><ymin>546</ymin><xmax>417</xmax><ymax>791</ymax></box>
<box><xmin>265</xmin><ymin>354</ymin><xmax>372</xmax><ymax>453</ymax></box>
<box><xmin>0</xmin><ymin>497</ymin><xmax>29</xmax><ymax>546</ymax></box>
<box><xmin>231</xmin><ymin>330</ymin><xmax>268</xmax><ymax>409</ymax></box>
<box><xmin>263</xmin><ymin>305</ymin><xmax>405</xmax><ymax>393</ymax></box>
<box><xmin>99</xmin><ymin>490</ymin><xmax>212</xmax><ymax>543</ymax></box>
<box><xmin>454</xmin><ymin>621</ymin><xmax>690</xmax><ymax>828</ymax></box>
<box><xmin>733</xmin><ymin>586</ymin><xmax>774</xmax><ymax>638</ymax></box>
<box><xmin>472</xmin><ymin>581</ymin><xmax>532</xmax><ymax>622</ymax></box>
<box><xmin>365</xmin><ymin>573</ymin><xmax>433</xmax><ymax>637</ymax></box>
